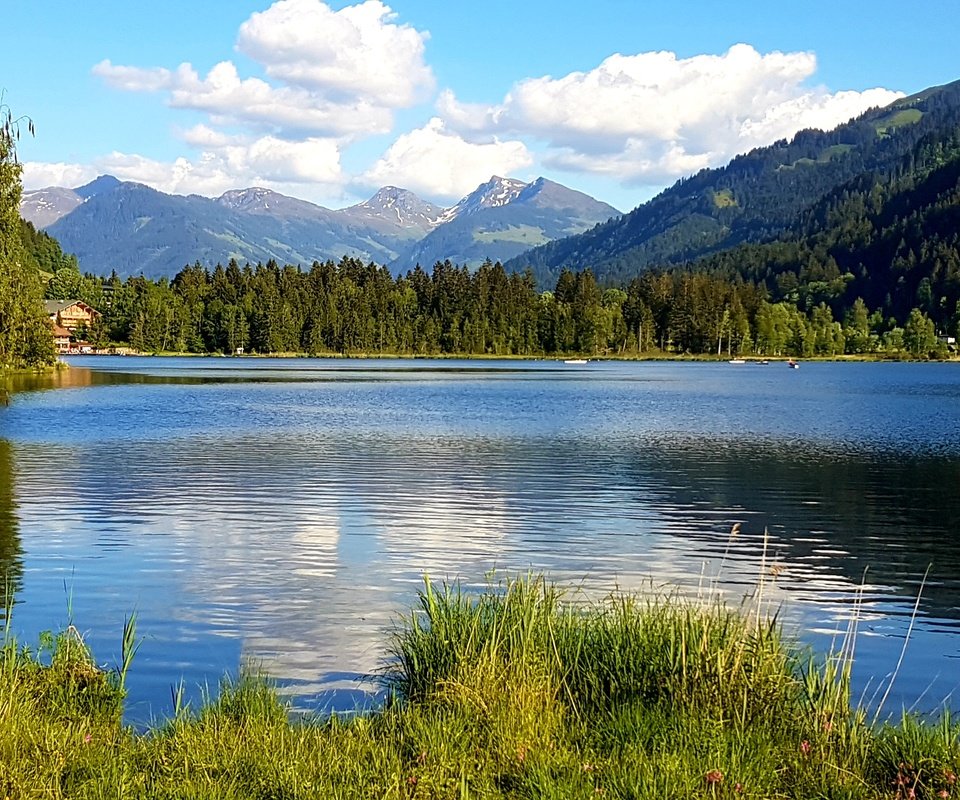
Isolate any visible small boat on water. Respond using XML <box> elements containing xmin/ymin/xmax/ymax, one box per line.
<box><xmin>728</xmin><ymin>358</ymin><xmax>746</xmax><ymax>364</ymax></box>
<box><xmin>787</xmin><ymin>359</ymin><xmax>799</xmax><ymax>369</ymax></box>
<box><xmin>564</xmin><ymin>359</ymin><xmax>588</xmax><ymax>365</ymax></box>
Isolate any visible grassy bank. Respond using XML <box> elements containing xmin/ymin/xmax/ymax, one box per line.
<box><xmin>2</xmin><ymin>576</ymin><xmax>958</xmax><ymax>798</ymax></box>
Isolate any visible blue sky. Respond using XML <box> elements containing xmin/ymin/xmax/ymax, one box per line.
<box><xmin>4</xmin><ymin>0</ymin><xmax>957</xmax><ymax>211</ymax></box>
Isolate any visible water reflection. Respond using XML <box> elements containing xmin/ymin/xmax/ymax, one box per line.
<box><xmin>0</xmin><ymin>439</ymin><xmax>22</xmax><ymax>614</ymax></box>
<box><xmin>624</xmin><ymin>442</ymin><xmax>960</xmax><ymax>618</ymax></box>
<box><xmin>1</xmin><ymin>358</ymin><xmax>959</xmax><ymax>720</ymax></box>
<box><xmin>2</xmin><ymin>365</ymin><xmax>127</xmax><ymax>393</ymax></box>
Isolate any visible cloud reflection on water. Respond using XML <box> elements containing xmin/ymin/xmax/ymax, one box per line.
<box><xmin>3</xmin><ymin>359</ymin><xmax>960</xmax><ymax>719</ymax></box>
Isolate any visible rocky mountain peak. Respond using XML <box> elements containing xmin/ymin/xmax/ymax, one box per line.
<box><xmin>439</xmin><ymin>176</ymin><xmax>529</xmax><ymax>224</ymax></box>
<box><xmin>347</xmin><ymin>186</ymin><xmax>445</xmax><ymax>229</ymax></box>
<box><xmin>22</xmin><ymin>172</ymin><xmax>620</xmax><ymax>279</ymax></box>
<box><xmin>217</xmin><ymin>187</ymin><xmax>283</xmax><ymax>212</ymax></box>
<box><xmin>76</xmin><ymin>175</ymin><xmax>121</xmax><ymax>199</ymax></box>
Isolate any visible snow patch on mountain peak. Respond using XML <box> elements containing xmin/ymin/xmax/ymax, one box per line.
<box><xmin>438</xmin><ymin>176</ymin><xmax>529</xmax><ymax>224</ymax></box>
<box><xmin>347</xmin><ymin>186</ymin><xmax>444</xmax><ymax>230</ymax></box>
<box><xmin>217</xmin><ymin>187</ymin><xmax>281</xmax><ymax>211</ymax></box>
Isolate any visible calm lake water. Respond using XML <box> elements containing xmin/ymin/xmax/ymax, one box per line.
<box><xmin>2</xmin><ymin>356</ymin><xmax>960</xmax><ymax>723</ymax></box>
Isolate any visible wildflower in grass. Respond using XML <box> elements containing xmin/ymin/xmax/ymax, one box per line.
<box><xmin>407</xmin><ymin>775</ymin><xmax>417</xmax><ymax>786</ymax></box>
<box><xmin>83</xmin><ymin>733</ymin><xmax>92</xmax><ymax>744</ymax></box>
<box><xmin>947</xmin><ymin>771</ymin><xmax>957</xmax><ymax>785</ymax></box>
<box><xmin>937</xmin><ymin>790</ymin><xmax>949</xmax><ymax>798</ymax></box>
<box><xmin>582</xmin><ymin>763</ymin><xmax>595</xmax><ymax>773</ymax></box>
<box><xmin>734</xmin><ymin>783</ymin><xmax>743</xmax><ymax>793</ymax></box>
<box><xmin>705</xmin><ymin>769</ymin><xmax>723</xmax><ymax>785</ymax></box>
<box><xmin>800</xmin><ymin>739</ymin><xmax>811</xmax><ymax>755</ymax></box>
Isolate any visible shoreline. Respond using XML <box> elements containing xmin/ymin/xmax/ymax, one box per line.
<box><xmin>60</xmin><ymin>349</ymin><xmax>960</xmax><ymax>364</ymax></box>
<box><xmin>3</xmin><ymin>575</ymin><xmax>958</xmax><ymax>798</ymax></box>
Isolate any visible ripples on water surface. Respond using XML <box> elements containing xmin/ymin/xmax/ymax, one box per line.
<box><xmin>1</xmin><ymin>357</ymin><xmax>960</xmax><ymax>721</ymax></box>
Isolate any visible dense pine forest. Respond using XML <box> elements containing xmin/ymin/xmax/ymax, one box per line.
<box><xmin>21</xmin><ymin>146</ymin><xmax>960</xmax><ymax>359</ymax></box>
<box><xmin>40</xmin><ymin>253</ymin><xmax>955</xmax><ymax>359</ymax></box>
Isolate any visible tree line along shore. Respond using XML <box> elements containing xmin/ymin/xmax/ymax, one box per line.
<box><xmin>30</xmin><ymin>257</ymin><xmax>959</xmax><ymax>363</ymax></box>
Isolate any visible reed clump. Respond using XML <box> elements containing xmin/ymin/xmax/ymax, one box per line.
<box><xmin>1</xmin><ymin>574</ymin><xmax>958</xmax><ymax>799</ymax></box>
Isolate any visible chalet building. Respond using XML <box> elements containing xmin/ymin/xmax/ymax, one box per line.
<box><xmin>44</xmin><ymin>300</ymin><xmax>101</xmax><ymax>332</ymax></box>
<box><xmin>52</xmin><ymin>324</ymin><xmax>72</xmax><ymax>355</ymax></box>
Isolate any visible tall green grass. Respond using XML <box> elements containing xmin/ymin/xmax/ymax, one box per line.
<box><xmin>387</xmin><ymin>575</ymin><xmax>794</xmax><ymax>724</ymax></box>
<box><xmin>1</xmin><ymin>574</ymin><xmax>958</xmax><ymax>799</ymax></box>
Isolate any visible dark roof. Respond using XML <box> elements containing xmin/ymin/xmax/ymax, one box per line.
<box><xmin>43</xmin><ymin>299</ymin><xmax>100</xmax><ymax>315</ymax></box>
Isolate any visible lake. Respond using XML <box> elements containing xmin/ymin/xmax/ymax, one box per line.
<box><xmin>2</xmin><ymin>356</ymin><xmax>959</xmax><ymax>723</ymax></box>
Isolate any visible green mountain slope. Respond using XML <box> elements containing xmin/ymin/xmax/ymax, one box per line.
<box><xmin>687</xmin><ymin>120</ymin><xmax>960</xmax><ymax>331</ymax></box>
<box><xmin>505</xmin><ymin>78</ymin><xmax>960</xmax><ymax>287</ymax></box>
<box><xmin>19</xmin><ymin>218</ymin><xmax>76</xmax><ymax>277</ymax></box>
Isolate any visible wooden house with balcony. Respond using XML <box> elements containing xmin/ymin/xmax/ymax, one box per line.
<box><xmin>44</xmin><ymin>300</ymin><xmax>101</xmax><ymax>332</ymax></box>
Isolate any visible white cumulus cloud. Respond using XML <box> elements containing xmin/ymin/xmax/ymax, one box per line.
<box><xmin>218</xmin><ymin>135</ymin><xmax>344</xmax><ymax>184</ymax></box>
<box><xmin>85</xmin><ymin>28</ymin><xmax>906</xmax><ymax>206</ymax></box>
<box><xmin>439</xmin><ymin>44</ymin><xmax>903</xmax><ymax>184</ymax></box>
<box><xmin>362</xmin><ymin>118</ymin><xmax>533</xmax><ymax>201</ymax></box>
<box><xmin>95</xmin><ymin>1</ymin><xmax>430</xmax><ymax>140</ymax></box>
<box><xmin>167</xmin><ymin>61</ymin><xmax>392</xmax><ymax>137</ymax></box>
<box><xmin>21</xmin><ymin>162</ymin><xmax>100</xmax><ymax>190</ymax></box>
<box><xmin>237</xmin><ymin>0</ymin><xmax>434</xmax><ymax>107</ymax></box>
<box><xmin>179</xmin><ymin>124</ymin><xmax>245</xmax><ymax>150</ymax></box>
<box><xmin>92</xmin><ymin>60</ymin><xmax>176</xmax><ymax>92</ymax></box>
<box><xmin>23</xmin><ymin>134</ymin><xmax>344</xmax><ymax>201</ymax></box>
<box><xmin>95</xmin><ymin>59</ymin><xmax>391</xmax><ymax>138</ymax></box>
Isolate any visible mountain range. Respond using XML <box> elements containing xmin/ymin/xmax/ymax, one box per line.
<box><xmin>20</xmin><ymin>174</ymin><xmax>620</xmax><ymax>279</ymax></box>
<box><xmin>20</xmin><ymin>77</ymin><xmax>960</xmax><ymax>298</ymax></box>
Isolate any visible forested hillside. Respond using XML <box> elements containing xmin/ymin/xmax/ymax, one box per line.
<box><xmin>50</xmin><ymin>252</ymin><xmax>951</xmax><ymax>360</ymax></box>
<box><xmin>64</xmin><ymin>109</ymin><xmax>960</xmax><ymax>360</ymax></box>
<box><xmin>506</xmin><ymin>79</ymin><xmax>960</xmax><ymax>287</ymax></box>
<box><xmin>675</xmin><ymin>106</ymin><xmax>960</xmax><ymax>337</ymax></box>
<box><xmin>19</xmin><ymin>218</ymin><xmax>77</xmax><ymax>276</ymax></box>
<box><xmin>40</xmin><ymin>112</ymin><xmax>959</xmax><ymax>360</ymax></box>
